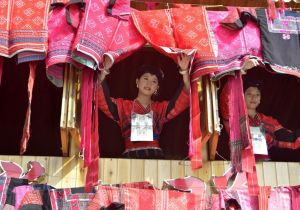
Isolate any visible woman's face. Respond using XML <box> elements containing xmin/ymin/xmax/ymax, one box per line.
<box><xmin>136</xmin><ymin>73</ymin><xmax>159</xmax><ymax>97</ymax></box>
<box><xmin>244</xmin><ymin>87</ymin><xmax>261</xmax><ymax>110</ymax></box>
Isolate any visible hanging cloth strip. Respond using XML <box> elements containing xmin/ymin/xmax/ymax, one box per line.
<box><xmin>257</xmin><ymin>8</ymin><xmax>300</xmax><ymax>79</ymax></box>
<box><xmin>131</xmin><ymin>5</ymin><xmax>217</xmax><ymax>169</ymax></box>
<box><xmin>220</xmin><ymin>72</ymin><xmax>258</xmax><ymax>196</ymax></box>
<box><xmin>200</xmin><ymin>10</ymin><xmax>262</xmax><ymax>81</ymax></box>
<box><xmin>81</xmin><ymin>68</ymin><xmax>100</xmax><ymax>190</ymax></box>
<box><xmin>71</xmin><ymin>0</ymin><xmax>145</xmax><ymax>70</ymax></box>
<box><xmin>20</xmin><ymin>62</ymin><xmax>38</xmax><ymax>154</ymax></box>
<box><xmin>46</xmin><ymin>0</ymin><xmax>86</xmax><ymax>87</ymax></box>
<box><xmin>0</xmin><ymin>0</ymin><xmax>50</xmax><ymax>63</ymax></box>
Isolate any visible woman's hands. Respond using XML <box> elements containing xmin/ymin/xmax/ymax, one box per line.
<box><xmin>177</xmin><ymin>53</ymin><xmax>191</xmax><ymax>90</ymax></box>
<box><xmin>97</xmin><ymin>55</ymin><xmax>114</xmax><ymax>86</ymax></box>
<box><xmin>241</xmin><ymin>58</ymin><xmax>260</xmax><ymax>75</ymax></box>
<box><xmin>177</xmin><ymin>53</ymin><xmax>191</xmax><ymax>74</ymax></box>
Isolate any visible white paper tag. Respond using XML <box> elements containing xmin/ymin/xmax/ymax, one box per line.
<box><xmin>250</xmin><ymin>126</ymin><xmax>268</xmax><ymax>155</ymax></box>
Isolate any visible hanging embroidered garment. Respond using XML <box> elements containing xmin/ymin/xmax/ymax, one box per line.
<box><xmin>131</xmin><ymin>5</ymin><xmax>216</xmax><ymax>169</ymax></box>
<box><xmin>202</xmin><ymin>10</ymin><xmax>262</xmax><ymax>81</ymax></box>
<box><xmin>46</xmin><ymin>0</ymin><xmax>85</xmax><ymax>87</ymax></box>
<box><xmin>71</xmin><ymin>0</ymin><xmax>145</xmax><ymax>70</ymax></box>
<box><xmin>257</xmin><ymin>8</ymin><xmax>300</xmax><ymax>79</ymax></box>
<box><xmin>0</xmin><ymin>0</ymin><xmax>50</xmax><ymax>62</ymax></box>
<box><xmin>87</xmin><ymin>185</ymin><xmax>207</xmax><ymax>210</ymax></box>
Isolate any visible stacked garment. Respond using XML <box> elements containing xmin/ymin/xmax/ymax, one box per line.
<box><xmin>0</xmin><ymin>0</ymin><xmax>51</xmax><ymax>154</ymax></box>
<box><xmin>257</xmin><ymin>8</ymin><xmax>300</xmax><ymax>78</ymax></box>
<box><xmin>0</xmin><ymin>0</ymin><xmax>50</xmax><ymax>63</ymax></box>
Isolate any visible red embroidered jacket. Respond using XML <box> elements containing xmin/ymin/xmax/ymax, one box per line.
<box><xmin>97</xmin><ymin>81</ymin><xmax>189</xmax><ymax>153</ymax></box>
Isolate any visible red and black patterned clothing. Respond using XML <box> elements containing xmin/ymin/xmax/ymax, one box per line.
<box><xmin>248</xmin><ymin>113</ymin><xmax>300</xmax><ymax>150</ymax></box>
<box><xmin>97</xmin><ymin>81</ymin><xmax>189</xmax><ymax>156</ymax></box>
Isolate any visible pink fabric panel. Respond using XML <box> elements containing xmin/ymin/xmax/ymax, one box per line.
<box><xmin>197</xmin><ymin>11</ymin><xmax>262</xmax><ymax>80</ymax></box>
<box><xmin>269</xmin><ymin>187</ymin><xmax>292</xmax><ymax>210</ymax></box>
<box><xmin>46</xmin><ymin>2</ymin><xmax>84</xmax><ymax>87</ymax></box>
<box><xmin>72</xmin><ymin>0</ymin><xmax>145</xmax><ymax>70</ymax></box>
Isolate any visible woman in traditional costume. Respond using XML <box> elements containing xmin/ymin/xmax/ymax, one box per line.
<box><xmin>96</xmin><ymin>54</ymin><xmax>191</xmax><ymax>159</ymax></box>
<box><xmin>220</xmin><ymin>58</ymin><xmax>300</xmax><ymax>161</ymax></box>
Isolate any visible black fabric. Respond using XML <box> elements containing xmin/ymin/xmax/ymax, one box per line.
<box><xmin>49</xmin><ymin>2</ymin><xmax>64</xmax><ymax>11</ymax></box>
<box><xmin>269</xmin><ymin>147</ymin><xmax>300</xmax><ymax>162</ymax></box>
<box><xmin>294</xmin><ymin>129</ymin><xmax>300</xmax><ymax>138</ymax></box>
<box><xmin>256</xmin><ymin>8</ymin><xmax>300</xmax><ymax>76</ymax></box>
<box><xmin>274</xmin><ymin>128</ymin><xmax>295</xmax><ymax>142</ymax></box>
<box><xmin>122</xmin><ymin>148</ymin><xmax>164</xmax><ymax>159</ymax></box>
<box><xmin>165</xmin><ymin>82</ymin><xmax>184</xmax><ymax>118</ymax></box>
<box><xmin>5</xmin><ymin>178</ymin><xmax>28</xmax><ymax>205</ymax></box>
<box><xmin>102</xmin><ymin>80</ymin><xmax>119</xmax><ymax>121</ymax></box>
<box><xmin>65</xmin><ymin>0</ymin><xmax>86</xmax><ymax>27</ymax></box>
<box><xmin>101</xmin><ymin>202</ymin><xmax>125</xmax><ymax>210</ymax></box>
<box><xmin>40</xmin><ymin>190</ymin><xmax>52</xmax><ymax>210</ymax></box>
<box><xmin>106</xmin><ymin>0</ymin><xmax>116</xmax><ymax>16</ymax></box>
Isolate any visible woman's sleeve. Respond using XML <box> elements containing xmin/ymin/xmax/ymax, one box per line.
<box><xmin>165</xmin><ymin>83</ymin><xmax>190</xmax><ymax>121</ymax></box>
<box><xmin>96</xmin><ymin>80</ymin><xmax>120</xmax><ymax>122</ymax></box>
<box><xmin>270</xmin><ymin>117</ymin><xmax>300</xmax><ymax>150</ymax></box>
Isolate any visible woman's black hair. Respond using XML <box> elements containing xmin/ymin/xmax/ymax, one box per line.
<box><xmin>136</xmin><ymin>64</ymin><xmax>164</xmax><ymax>85</ymax></box>
<box><xmin>243</xmin><ymin>78</ymin><xmax>263</xmax><ymax>93</ymax></box>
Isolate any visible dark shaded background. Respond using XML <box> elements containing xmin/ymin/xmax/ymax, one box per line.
<box><xmin>216</xmin><ymin>66</ymin><xmax>300</xmax><ymax>161</ymax></box>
